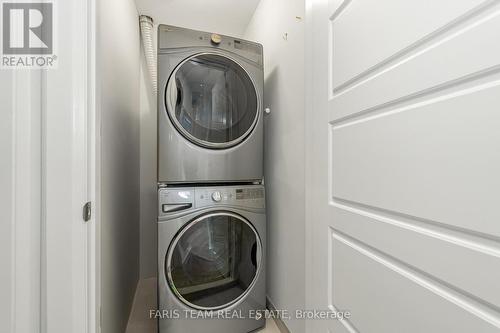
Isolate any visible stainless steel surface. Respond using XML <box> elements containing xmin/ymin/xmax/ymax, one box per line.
<box><xmin>157</xmin><ymin>24</ymin><xmax>264</xmax><ymax>183</ymax></box>
<box><xmin>165</xmin><ymin>211</ymin><xmax>262</xmax><ymax>311</ymax></box>
<box><xmin>158</xmin><ymin>185</ymin><xmax>266</xmax><ymax>333</ymax></box>
<box><xmin>165</xmin><ymin>52</ymin><xmax>260</xmax><ymax>149</ymax></box>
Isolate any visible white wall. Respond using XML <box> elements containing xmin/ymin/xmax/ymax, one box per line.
<box><xmin>244</xmin><ymin>1</ymin><xmax>306</xmax><ymax>332</ymax></box>
<box><xmin>139</xmin><ymin>36</ymin><xmax>158</xmax><ymax>279</ymax></box>
<box><xmin>135</xmin><ymin>0</ymin><xmax>260</xmax><ymax>37</ymax></box>
<box><xmin>98</xmin><ymin>0</ymin><xmax>141</xmax><ymax>331</ymax></box>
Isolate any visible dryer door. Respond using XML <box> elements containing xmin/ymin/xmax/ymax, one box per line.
<box><xmin>166</xmin><ymin>212</ymin><xmax>261</xmax><ymax>310</ymax></box>
<box><xmin>165</xmin><ymin>53</ymin><xmax>259</xmax><ymax>149</ymax></box>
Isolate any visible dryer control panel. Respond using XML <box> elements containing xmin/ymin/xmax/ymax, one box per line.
<box><xmin>158</xmin><ymin>185</ymin><xmax>265</xmax><ymax>215</ymax></box>
<box><xmin>158</xmin><ymin>24</ymin><xmax>263</xmax><ymax>67</ymax></box>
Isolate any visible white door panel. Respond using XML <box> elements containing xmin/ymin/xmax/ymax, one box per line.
<box><xmin>331</xmin><ymin>204</ymin><xmax>500</xmax><ymax>309</ymax></box>
<box><xmin>332</xmin><ymin>81</ymin><xmax>500</xmax><ymax>237</ymax></box>
<box><xmin>332</xmin><ymin>237</ymin><xmax>499</xmax><ymax>332</ymax></box>
<box><xmin>307</xmin><ymin>0</ymin><xmax>500</xmax><ymax>332</ymax></box>
<box><xmin>331</xmin><ymin>0</ymin><xmax>487</xmax><ymax>91</ymax></box>
<box><xmin>331</xmin><ymin>5</ymin><xmax>500</xmax><ymax>122</ymax></box>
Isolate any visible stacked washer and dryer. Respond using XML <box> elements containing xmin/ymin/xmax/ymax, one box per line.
<box><xmin>157</xmin><ymin>25</ymin><xmax>266</xmax><ymax>333</ymax></box>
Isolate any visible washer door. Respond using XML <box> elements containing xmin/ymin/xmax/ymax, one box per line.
<box><xmin>165</xmin><ymin>53</ymin><xmax>259</xmax><ymax>149</ymax></box>
<box><xmin>166</xmin><ymin>212</ymin><xmax>261</xmax><ymax>310</ymax></box>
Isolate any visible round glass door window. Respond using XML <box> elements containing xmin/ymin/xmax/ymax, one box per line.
<box><xmin>166</xmin><ymin>212</ymin><xmax>261</xmax><ymax>310</ymax></box>
<box><xmin>165</xmin><ymin>53</ymin><xmax>259</xmax><ymax>149</ymax></box>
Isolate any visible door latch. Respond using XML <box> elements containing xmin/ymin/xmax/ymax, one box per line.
<box><xmin>83</xmin><ymin>202</ymin><xmax>92</xmax><ymax>222</ymax></box>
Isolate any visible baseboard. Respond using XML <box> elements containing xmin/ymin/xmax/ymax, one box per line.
<box><xmin>266</xmin><ymin>297</ymin><xmax>291</xmax><ymax>333</ymax></box>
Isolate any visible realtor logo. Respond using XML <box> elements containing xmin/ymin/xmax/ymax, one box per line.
<box><xmin>1</xmin><ymin>1</ymin><xmax>56</xmax><ymax>68</ymax></box>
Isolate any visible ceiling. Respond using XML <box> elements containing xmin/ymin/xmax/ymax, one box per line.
<box><xmin>135</xmin><ymin>0</ymin><xmax>261</xmax><ymax>37</ymax></box>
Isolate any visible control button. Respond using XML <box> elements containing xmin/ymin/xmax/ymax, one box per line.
<box><xmin>212</xmin><ymin>191</ymin><xmax>222</xmax><ymax>202</ymax></box>
<box><xmin>211</xmin><ymin>33</ymin><xmax>222</xmax><ymax>45</ymax></box>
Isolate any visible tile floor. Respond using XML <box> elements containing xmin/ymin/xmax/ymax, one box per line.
<box><xmin>125</xmin><ymin>278</ymin><xmax>281</xmax><ymax>333</ymax></box>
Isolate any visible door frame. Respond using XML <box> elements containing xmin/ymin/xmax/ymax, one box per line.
<box><xmin>87</xmin><ymin>0</ymin><xmax>99</xmax><ymax>331</ymax></box>
<box><xmin>43</xmin><ymin>0</ymin><xmax>98</xmax><ymax>331</ymax></box>
<box><xmin>5</xmin><ymin>0</ymin><xmax>100</xmax><ymax>331</ymax></box>
<box><xmin>304</xmin><ymin>0</ymin><xmax>320</xmax><ymax>332</ymax></box>
<box><xmin>304</xmin><ymin>0</ymin><xmax>313</xmax><ymax>332</ymax></box>
<box><xmin>87</xmin><ymin>0</ymin><xmax>99</xmax><ymax>330</ymax></box>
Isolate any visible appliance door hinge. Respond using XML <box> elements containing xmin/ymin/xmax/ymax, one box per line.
<box><xmin>83</xmin><ymin>202</ymin><xmax>92</xmax><ymax>222</ymax></box>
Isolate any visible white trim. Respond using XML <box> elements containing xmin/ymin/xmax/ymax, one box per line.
<box><xmin>87</xmin><ymin>0</ymin><xmax>98</xmax><ymax>331</ymax></box>
<box><xmin>41</xmin><ymin>0</ymin><xmax>96</xmax><ymax>331</ymax></box>
<box><xmin>304</xmin><ymin>1</ymin><xmax>315</xmax><ymax>333</ymax></box>
<box><xmin>11</xmin><ymin>64</ymin><xmax>43</xmax><ymax>333</ymax></box>
<box><xmin>92</xmin><ymin>0</ymin><xmax>102</xmax><ymax>330</ymax></box>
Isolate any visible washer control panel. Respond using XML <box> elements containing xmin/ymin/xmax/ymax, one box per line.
<box><xmin>159</xmin><ymin>185</ymin><xmax>265</xmax><ymax>215</ymax></box>
<box><xmin>195</xmin><ymin>186</ymin><xmax>265</xmax><ymax>209</ymax></box>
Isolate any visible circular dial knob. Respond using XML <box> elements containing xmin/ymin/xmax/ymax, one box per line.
<box><xmin>211</xmin><ymin>33</ymin><xmax>222</xmax><ymax>45</ymax></box>
<box><xmin>211</xmin><ymin>191</ymin><xmax>222</xmax><ymax>202</ymax></box>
